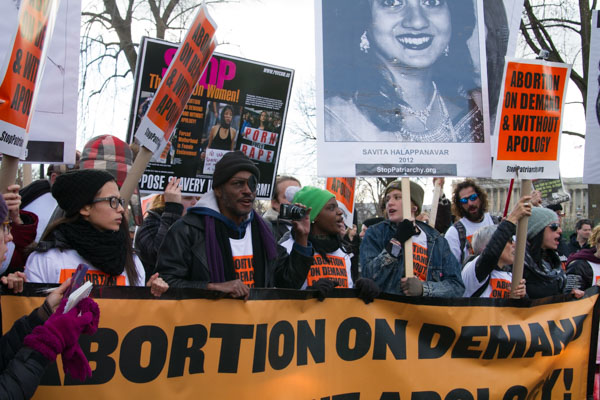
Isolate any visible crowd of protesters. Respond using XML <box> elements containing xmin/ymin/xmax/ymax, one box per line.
<box><xmin>1</xmin><ymin>136</ymin><xmax>599</xmax><ymax>396</ymax></box>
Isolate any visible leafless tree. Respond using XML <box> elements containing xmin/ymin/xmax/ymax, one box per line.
<box><xmin>78</xmin><ymin>0</ymin><xmax>230</xmax><ymax>139</ymax></box>
<box><xmin>520</xmin><ymin>0</ymin><xmax>597</xmax><ymax>139</ymax></box>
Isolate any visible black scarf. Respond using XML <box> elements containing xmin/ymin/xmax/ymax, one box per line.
<box><xmin>309</xmin><ymin>233</ymin><xmax>341</xmax><ymax>259</ymax></box>
<box><xmin>55</xmin><ymin>219</ymin><xmax>128</xmax><ymax>276</ymax></box>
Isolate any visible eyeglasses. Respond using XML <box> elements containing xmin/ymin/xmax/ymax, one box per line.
<box><xmin>548</xmin><ymin>223</ymin><xmax>560</xmax><ymax>232</ymax></box>
<box><xmin>459</xmin><ymin>193</ymin><xmax>479</xmax><ymax>204</ymax></box>
<box><xmin>92</xmin><ymin>196</ymin><xmax>125</xmax><ymax>210</ymax></box>
<box><xmin>2</xmin><ymin>220</ymin><xmax>11</xmax><ymax>235</ymax></box>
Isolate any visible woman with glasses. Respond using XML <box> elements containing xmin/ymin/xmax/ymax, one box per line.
<box><xmin>523</xmin><ymin>207</ymin><xmax>583</xmax><ymax>299</ymax></box>
<box><xmin>461</xmin><ymin>196</ymin><xmax>530</xmax><ymax>298</ymax></box>
<box><xmin>25</xmin><ymin>169</ymin><xmax>145</xmax><ymax>287</ymax></box>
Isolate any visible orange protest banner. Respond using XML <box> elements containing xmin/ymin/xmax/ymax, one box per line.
<box><xmin>0</xmin><ymin>0</ymin><xmax>60</xmax><ymax>157</ymax></box>
<box><xmin>134</xmin><ymin>6</ymin><xmax>217</xmax><ymax>155</ymax></box>
<box><xmin>326</xmin><ymin>177</ymin><xmax>355</xmax><ymax>227</ymax></box>
<box><xmin>2</xmin><ymin>286</ymin><xmax>598</xmax><ymax>399</ymax></box>
<box><xmin>492</xmin><ymin>59</ymin><xmax>571</xmax><ymax>179</ymax></box>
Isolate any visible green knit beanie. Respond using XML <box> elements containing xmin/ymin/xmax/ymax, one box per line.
<box><xmin>292</xmin><ymin>186</ymin><xmax>335</xmax><ymax>222</ymax></box>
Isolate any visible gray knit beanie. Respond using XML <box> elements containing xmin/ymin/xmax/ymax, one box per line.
<box><xmin>527</xmin><ymin>207</ymin><xmax>558</xmax><ymax>240</ymax></box>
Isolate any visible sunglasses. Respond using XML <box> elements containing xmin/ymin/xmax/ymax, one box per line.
<box><xmin>459</xmin><ymin>193</ymin><xmax>478</xmax><ymax>204</ymax></box>
<box><xmin>92</xmin><ymin>196</ymin><xmax>125</xmax><ymax>210</ymax></box>
<box><xmin>548</xmin><ymin>223</ymin><xmax>560</xmax><ymax>232</ymax></box>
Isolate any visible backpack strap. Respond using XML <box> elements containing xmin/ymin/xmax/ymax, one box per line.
<box><xmin>471</xmin><ymin>275</ymin><xmax>492</xmax><ymax>297</ymax></box>
<box><xmin>453</xmin><ymin>221</ymin><xmax>471</xmax><ymax>264</ymax></box>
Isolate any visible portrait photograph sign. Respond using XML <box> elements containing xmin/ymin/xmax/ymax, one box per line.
<box><xmin>128</xmin><ymin>37</ymin><xmax>294</xmax><ymax>198</ymax></box>
<box><xmin>315</xmin><ymin>0</ymin><xmax>492</xmax><ymax>178</ymax></box>
<box><xmin>584</xmin><ymin>10</ymin><xmax>600</xmax><ymax>184</ymax></box>
<box><xmin>492</xmin><ymin>59</ymin><xmax>571</xmax><ymax>179</ymax></box>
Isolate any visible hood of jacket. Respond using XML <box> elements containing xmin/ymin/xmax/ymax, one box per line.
<box><xmin>186</xmin><ymin>190</ymin><xmax>254</xmax><ymax>237</ymax></box>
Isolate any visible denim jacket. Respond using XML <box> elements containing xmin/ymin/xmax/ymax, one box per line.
<box><xmin>360</xmin><ymin>220</ymin><xmax>464</xmax><ymax>297</ymax></box>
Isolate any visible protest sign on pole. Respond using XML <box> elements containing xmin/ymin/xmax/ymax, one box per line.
<box><xmin>492</xmin><ymin>59</ymin><xmax>571</xmax><ymax>179</ymax></box>
<box><xmin>0</xmin><ymin>0</ymin><xmax>79</xmax><ymax>164</ymax></box>
<box><xmin>584</xmin><ymin>11</ymin><xmax>600</xmax><ymax>184</ymax></box>
<box><xmin>3</xmin><ymin>285</ymin><xmax>598</xmax><ymax>399</ymax></box>
<box><xmin>0</xmin><ymin>0</ymin><xmax>61</xmax><ymax>159</ymax></box>
<box><xmin>127</xmin><ymin>38</ymin><xmax>294</xmax><ymax>199</ymax></box>
<box><xmin>121</xmin><ymin>6</ymin><xmax>217</xmax><ymax>203</ymax></box>
<box><xmin>532</xmin><ymin>178</ymin><xmax>571</xmax><ymax>206</ymax></box>
<box><xmin>325</xmin><ymin>178</ymin><xmax>355</xmax><ymax>227</ymax></box>
<box><xmin>133</xmin><ymin>7</ymin><xmax>217</xmax><ymax>157</ymax></box>
<box><xmin>316</xmin><ymin>0</ymin><xmax>491</xmax><ymax>178</ymax></box>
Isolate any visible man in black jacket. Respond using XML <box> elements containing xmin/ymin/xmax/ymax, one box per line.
<box><xmin>567</xmin><ymin>218</ymin><xmax>593</xmax><ymax>256</ymax></box>
<box><xmin>155</xmin><ymin>151</ymin><xmax>313</xmax><ymax>298</ymax></box>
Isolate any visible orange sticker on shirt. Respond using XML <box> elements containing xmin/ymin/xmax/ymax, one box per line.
<box><xmin>489</xmin><ymin>278</ymin><xmax>511</xmax><ymax>298</ymax></box>
<box><xmin>233</xmin><ymin>256</ymin><xmax>255</xmax><ymax>288</ymax></box>
<box><xmin>413</xmin><ymin>243</ymin><xmax>429</xmax><ymax>281</ymax></box>
<box><xmin>59</xmin><ymin>269</ymin><xmax>126</xmax><ymax>286</ymax></box>
<box><xmin>307</xmin><ymin>255</ymin><xmax>349</xmax><ymax>288</ymax></box>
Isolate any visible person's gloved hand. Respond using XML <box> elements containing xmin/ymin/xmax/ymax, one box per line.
<box><xmin>24</xmin><ymin>297</ymin><xmax>100</xmax><ymax>381</ymax></box>
<box><xmin>354</xmin><ymin>278</ymin><xmax>380</xmax><ymax>304</ymax></box>
<box><xmin>393</xmin><ymin>219</ymin><xmax>420</xmax><ymax>242</ymax></box>
<box><xmin>61</xmin><ymin>297</ymin><xmax>100</xmax><ymax>381</ymax></box>
<box><xmin>310</xmin><ymin>278</ymin><xmax>338</xmax><ymax>301</ymax></box>
<box><xmin>400</xmin><ymin>277</ymin><xmax>424</xmax><ymax>296</ymax></box>
<box><xmin>385</xmin><ymin>220</ymin><xmax>420</xmax><ymax>258</ymax></box>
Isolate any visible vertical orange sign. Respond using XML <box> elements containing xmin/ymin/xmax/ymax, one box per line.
<box><xmin>492</xmin><ymin>59</ymin><xmax>570</xmax><ymax>179</ymax></box>
<box><xmin>0</xmin><ymin>0</ymin><xmax>59</xmax><ymax>157</ymax></box>
<box><xmin>326</xmin><ymin>177</ymin><xmax>355</xmax><ymax>227</ymax></box>
<box><xmin>135</xmin><ymin>6</ymin><xmax>217</xmax><ymax>155</ymax></box>
<box><xmin>496</xmin><ymin>62</ymin><xmax>568</xmax><ymax>161</ymax></box>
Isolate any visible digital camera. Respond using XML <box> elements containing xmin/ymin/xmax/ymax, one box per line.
<box><xmin>279</xmin><ymin>204</ymin><xmax>306</xmax><ymax>220</ymax></box>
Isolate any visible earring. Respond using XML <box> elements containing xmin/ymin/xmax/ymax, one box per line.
<box><xmin>443</xmin><ymin>45</ymin><xmax>449</xmax><ymax>57</ymax></box>
<box><xmin>359</xmin><ymin>30</ymin><xmax>370</xmax><ymax>53</ymax></box>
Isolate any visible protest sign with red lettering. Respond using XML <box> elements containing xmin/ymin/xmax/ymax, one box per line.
<box><xmin>584</xmin><ymin>11</ymin><xmax>600</xmax><ymax>184</ymax></box>
<box><xmin>0</xmin><ymin>0</ymin><xmax>60</xmax><ymax>158</ymax></box>
<box><xmin>128</xmin><ymin>37</ymin><xmax>294</xmax><ymax>199</ymax></box>
<box><xmin>134</xmin><ymin>5</ymin><xmax>217</xmax><ymax>157</ymax></box>
<box><xmin>492</xmin><ymin>59</ymin><xmax>571</xmax><ymax>179</ymax></box>
<box><xmin>326</xmin><ymin>178</ymin><xmax>355</xmax><ymax>227</ymax></box>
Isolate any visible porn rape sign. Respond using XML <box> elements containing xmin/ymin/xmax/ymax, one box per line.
<box><xmin>2</xmin><ymin>286</ymin><xmax>598</xmax><ymax>399</ymax></box>
<box><xmin>492</xmin><ymin>59</ymin><xmax>571</xmax><ymax>179</ymax></box>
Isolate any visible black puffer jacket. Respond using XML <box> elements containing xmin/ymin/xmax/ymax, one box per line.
<box><xmin>0</xmin><ymin>308</ymin><xmax>49</xmax><ymax>399</ymax></box>
<box><xmin>134</xmin><ymin>202</ymin><xmax>184</xmax><ymax>276</ymax></box>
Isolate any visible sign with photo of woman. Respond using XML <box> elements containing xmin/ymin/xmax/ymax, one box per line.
<box><xmin>316</xmin><ymin>0</ymin><xmax>492</xmax><ymax>177</ymax></box>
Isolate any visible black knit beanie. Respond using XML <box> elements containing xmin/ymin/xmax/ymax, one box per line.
<box><xmin>212</xmin><ymin>151</ymin><xmax>260</xmax><ymax>188</ymax></box>
<box><xmin>52</xmin><ymin>169</ymin><xmax>115</xmax><ymax>216</ymax></box>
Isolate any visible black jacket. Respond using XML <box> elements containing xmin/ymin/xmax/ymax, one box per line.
<box><xmin>0</xmin><ymin>308</ymin><xmax>49</xmax><ymax>399</ymax></box>
<box><xmin>134</xmin><ymin>202</ymin><xmax>183</xmax><ymax>276</ymax></box>
<box><xmin>155</xmin><ymin>193</ymin><xmax>314</xmax><ymax>289</ymax></box>
<box><xmin>566</xmin><ymin>233</ymin><xmax>590</xmax><ymax>257</ymax></box>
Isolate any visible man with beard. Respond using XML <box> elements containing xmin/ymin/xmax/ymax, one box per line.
<box><xmin>445</xmin><ymin>179</ymin><xmax>499</xmax><ymax>265</ymax></box>
<box><xmin>155</xmin><ymin>151</ymin><xmax>314</xmax><ymax>298</ymax></box>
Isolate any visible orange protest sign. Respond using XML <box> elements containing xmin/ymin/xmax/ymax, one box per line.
<box><xmin>0</xmin><ymin>0</ymin><xmax>59</xmax><ymax>157</ymax></box>
<box><xmin>492</xmin><ymin>60</ymin><xmax>571</xmax><ymax>179</ymax></box>
<box><xmin>135</xmin><ymin>6</ymin><xmax>217</xmax><ymax>155</ymax></box>
<box><xmin>326</xmin><ymin>177</ymin><xmax>355</xmax><ymax>227</ymax></box>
